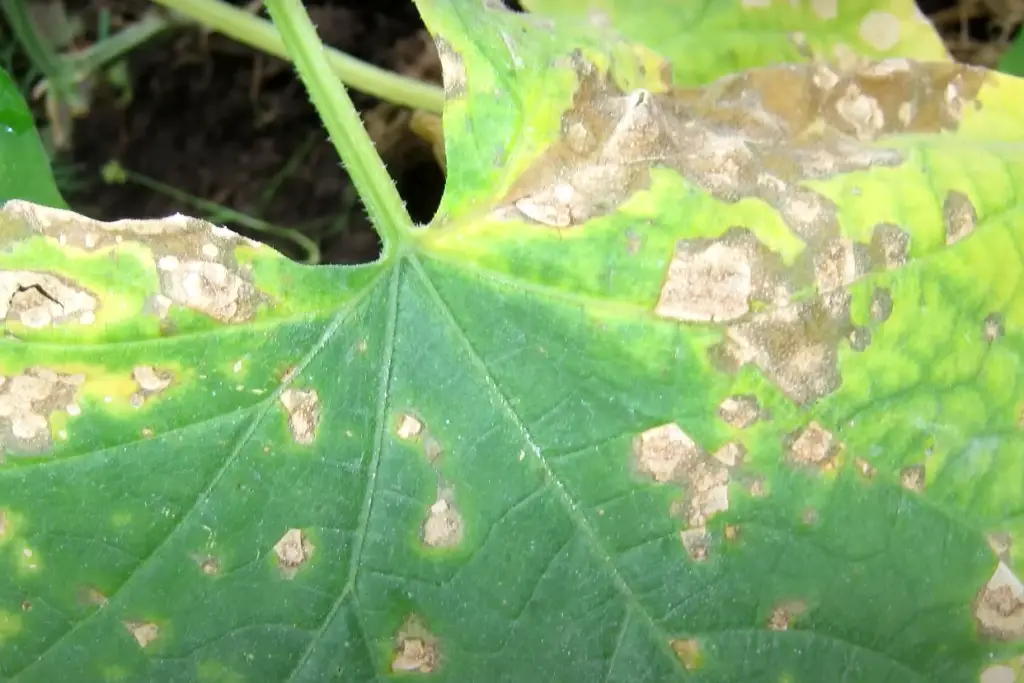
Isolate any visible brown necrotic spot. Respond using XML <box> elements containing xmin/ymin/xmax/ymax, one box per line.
<box><xmin>670</xmin><ymin>638</ymin><xmax>702</xmax><ymax>670</ymax></box>
<box><xmin>855</xmin><ymin>457</ymin><xmax>876</xmax><ymax>478</ymax></box>
<box><xmin>391</xmin><ymin>615</ymin><xmax>439</xmax><ymax>673</ymax></box>
<box><xmin>981</xmin><ymin>665</ymin><xmax>1017</xmax><ymax>683</ymax></box>
<box><xmin>195</xmin><ymin>555</ymin><xmax>219</xmax><ymax>575</ymax></box>
<box><xmin>497</xmin><ymin>57</ymin><xmax>985</xmax><ymax>236</ymax></box>
<box><xmin>1</xmin><ymin>202</ymin><xmax>268</xmax><ymax>326</ymax></box>
<box><xmin>944</xmin><ymin>190</ymin><xmax>977</xmax><ymax>245</ymax></box>
<box><xmin>634</xmin><ymin>423</ymin><xmax>699</xmax><ymax>483</ymax></box>
<box><xmin>273</xmin><ymin>528</ymin><xmax>314</xmax><ymax>579</ymax></box>
<box><xmin>717</xmin><ymin>294</ymin><xmax>850</xmax><ymax>406</ymax></box>
<box><xmin>78</xmin><ymin>585</ymin><xmax>108</xmax><ymax>607</ymax></box>
<box><xmin>396</xmin><ymin>413</ymin><xmax>424</xmax><ymax>440</ymax></box>
<box><xmin>422</xmin><ymin>489</ymin><xmax>464</xmax><ymax>549</ymax></box>
<box><xmin>679</xmin><ymin>528</ymin><xmax>710</xmax><ymax>562</ymax></box>
<box><xmin>868</xmin><ymin>223</ymin><xmax>910</xmax><ymax>270</ymax></box>
<box><xmin>848</xmin><ymin>326</ymin><xmax>871</xmax><ymax>351</ymax></box>
<box><xmin>974</xmin><ymin>561</ymin><xmax>1024</xmax><ymax>641</ymax></box>
<box><xmin>767</xmin><ymin>600</ymin><xmax>807</xmax><ymax>631</ymax></box>
<box><xmin>984</xmin><ymin>314</ymin><xmax>1004</xmax><ymax>343</ymax></box>
<box><xmin>123</xmin><ymin>620</ymin><xmax>160</xmax><ymax>648</ymax></box>
<box><xmin>657</xmin><ymin>228</ymin><xmax>793</xmax><ymax>324</ymax></box>
<box><xmin>0</xmin><ymin>271</ymin><xmax>98</xmax><ymax>329</ymax></box>
<box><xmin>785</xmin><ymin>422</ymin><xmax>840</xmax><ymax>469</ymax></box>
<box><xmin>656</xmin><ymin>240</ymin><xmax>753</xmax><ymax>323</ymax></box>
<box><xmin>900</xmin><ymin>464</ymin><xmax>925</xmax><ymax>492</ymax></box>
<box><xmin>717</xmin><ymin>395</ymin><xmax>762</xmax><ymax>429</ymax></box>
<box><xmin>0</xmin><ymin>367</ymin><xmax>85</xmax><ymax>456</ymax></box>
<box><xmin>279</xmin><ymin>388</ymin><xmax>320</xmax><ymax>445</ymax></box>
<box><xmin>870</xmin><ymin>287</ymin><xmax>893</xmax><ymax>323</ymax></box>
<box><xmin>130</xmin><ymin>365</ymin><xmax>174</xmax><ymax>408</ymax></box>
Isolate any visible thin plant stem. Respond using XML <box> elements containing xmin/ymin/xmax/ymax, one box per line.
<box><xmin>264</xmin><ymin>0</ymin><xmax>412</xmax><ymax>253</ymax></box>
<box><xmin>148</xmin><ymin>0</ymin><xmax>444</xmax><ymax>114</ymax></box>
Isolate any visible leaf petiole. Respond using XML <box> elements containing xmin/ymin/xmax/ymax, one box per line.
<box><xmin>264</xmin><ymin>0</ymin><xmax>413</xmax><ymax>255</ymax></box>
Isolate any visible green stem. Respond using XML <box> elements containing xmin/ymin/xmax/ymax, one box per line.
<box><xmin>147</xmin><ymin>0</ymin><xmax>444</xmax><ymax>114</ymax></box>
<box><xmin>264</xmin><ymin>0</ymin><xmax>412</xmax><ymax>251</ymax></box>
<box><xmin>69</xmin><ymin>9</ymin><xmax>180</xmax><ymax>76</ymax></box>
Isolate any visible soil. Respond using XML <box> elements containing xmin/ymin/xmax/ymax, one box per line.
<box><xmin>3</xmin><ymin>0</ymin><xmax>1021</xmax><ymax>264</ymax></box>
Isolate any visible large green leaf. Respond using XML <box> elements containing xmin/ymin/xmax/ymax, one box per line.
<box><xmin>2</xmin><ymin>1</ymin><xmax>1024</xmax><ymax>682</ymax></box>
<box><xmin>0</xmin><ymin>69</ymin><xmax>65</xmax><ymax>208</ymax></box>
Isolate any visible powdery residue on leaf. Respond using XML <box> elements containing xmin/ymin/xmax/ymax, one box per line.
<box><xmin>273</xmin><ymin>528</ymin><xmax>314</xmax><ymax>579</ymax></box>
<box><xmin>391</xmin><ymin>614</ymin><xmax>440</xmax><ymax>673</ymax></box>
<box><xmin>279</xmin><ymin>388</ymin><xmax>320</xmax><ymax>445</ymax></box>
<box><xmin>0</xmin><ymin>366</ymin><xmax>85</xmax><ymax>456</ymax></box>
<box><xmin>0</xmin><ymin>271</ymin><xmax>98</xmax><ymax>329</ymax></box>
<box><xmin>974</xmin><ymin>561</ymin><xmax>1024</xmax><ymax>641</ymax></box>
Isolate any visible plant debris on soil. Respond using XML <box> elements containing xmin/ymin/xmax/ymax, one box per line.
<box><xmin>0</xmin><ymin>0</ymin><xmax>1021</xmax><ymax>265</ymax></box>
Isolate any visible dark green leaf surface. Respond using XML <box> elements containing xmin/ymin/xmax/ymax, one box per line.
<box><xmin>0</xmin><ymin>69</ymin><xmax>65</xmax><ymax>208</ymax></box>
<box><xmin>1</xmin><ymin>2</ymin><xmax>1024</xmax><ymax>683</ymax></box>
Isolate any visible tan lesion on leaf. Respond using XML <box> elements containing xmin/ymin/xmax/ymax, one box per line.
<box><xmin>0</xmin><ymin>201</ymin><xmax>268</xmax><ymax>325</ymax></box>
<box><xmin>867</xmin><ymin>223</ymin><xmax>910</xmax><ymax>270</ymax></box>
<box><xmin>900</xmin><ymin>464</ymin><xmax>925</xmax><ymax>492</ymax></box>
<box><xmin>713</xmin><ymin>293</ymin><xmax>850</xmax><ymax>405</ymax></box>
<box><xmin>717</xmin><ymin>395</ymin><xmax>763</xmax><ymax>429</ymax></box>
<box><xmin>670</xmin><ymin>638</ymin><xmax>702</xmax><ymax>670</ymax></box>
<box><xmin>0</xmin><ymin>271</ymin><xmax>98</xmax><ymax>329</ymax></box>
<box><xmin>635</xmin><ymin>423</ymin><xmax>739</xmax><ymax>562</ymax></box>
<box><xmin>278</xmin><ymin>388</ymin><xmax>320</xmax><ymax>445</ymax></box>
<box><xmin>984</xmin><ymin>314</ymin><xmax>1004</xmax><ymax>343</ymax></box>
<box><xmin>0</xmin><ymin>366</ymin><xmax>86</xmax><ymax>456</ymax></box>
<box><xmin>497</xmin><ymin>56</ymin><xmax>985</xmax><ymax>234</ymax></box>
<box><xmin>422</xmin><ymin>487</ymin><xmax>464</xmax><ymax>549</ymax></box>
<box><xmin>974</xmin><ymin>560</ymin><xmax>1024</xmax><ymax>641</ymax></box>
<box><xmin>767</xmin><ymin>599</ymin><xmax>807</xmax><ymax>631</ymax></box>
<box><xmin>785</xmin><ymin>422</ymin><xmax>841</xmax><ymax>470</ymax></box>
<box><xmin>870</xmin><ymin>287</ymin><xmax>893</xmax><ymax>323</ymax></box>
<box><xmin>656</xmin><ymin>228</ymin><xmax>792</xmax><ymax>324</ymax></box>
<box><xmin>391</xmin><ymin>614</ymin><xmax>440</xmax><ymax>673</ymax></box>
<box><xmin>273</xmin><ymin>528</ymin><xmax>314</xmax><ymax>579</ymax></box>
<box><xmin>944</xmin><ymin>190</ymin><xmax>977</xmax><ymax>245</ymax></box>
<box><xmin>396</xmin><ymin>413</ymin><xmax>424</xmax><ymax>440</ymax></box>
<box><xmin>123</xmin><ymin>620</ymin><xmax>160</xmax><ymax>648</ymax></box>
<box><xmin>130</xmin><ymin>365</ymin><xmax>174</xmax><ymax>408</ymax></box>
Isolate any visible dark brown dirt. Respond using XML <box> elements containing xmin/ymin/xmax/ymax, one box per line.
<box><xmin>4</xmin><ymin>0</ymin><xmax>1021</xmax><ymax>264</ymax></box>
